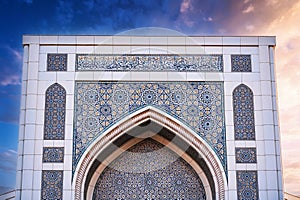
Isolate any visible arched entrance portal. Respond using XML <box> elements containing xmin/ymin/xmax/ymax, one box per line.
<box><xmin>73</xmin><ymin>107</ymin><xmax>226</xmax><ymax>200</ymax></box>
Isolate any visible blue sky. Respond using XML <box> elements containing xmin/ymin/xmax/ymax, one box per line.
<box><xmin>1</xmin><ymin>0</ymin><xmax>300</xmax><ymax>196</ymax></box>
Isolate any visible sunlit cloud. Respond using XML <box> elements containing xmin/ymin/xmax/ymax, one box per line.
<box><xmin>242</xmin><ymin>4</ymin><xmax>254</xmax><ymax>13</ymax></box>
<box><xmin>0</xmin><ymin>150</ymin><xmax>17</xmax><ymax>173</ymax></box>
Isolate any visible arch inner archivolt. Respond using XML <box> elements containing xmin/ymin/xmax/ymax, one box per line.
<box><xmin>73</xmin><ymin>107</ymin><xmax>226</xmax><ymax>200</ymax></box>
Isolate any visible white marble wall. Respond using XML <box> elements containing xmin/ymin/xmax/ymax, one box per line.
<box><xmin>16</xmin><ymin>35</ymin><xmax>282</xmax><ymax>200</ymax></box>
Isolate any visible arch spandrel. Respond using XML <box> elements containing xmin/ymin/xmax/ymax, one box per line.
<box><xmin>73</xmin><ymin>107</ymin><xmax>227</xmax><ymax>200</ymax></box>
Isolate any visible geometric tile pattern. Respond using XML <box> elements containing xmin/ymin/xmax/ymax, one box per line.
<box><xmin>43</xmin><ymin>147</ymin><xmax>64</xmax><ymax>163</ymax></box>
<box><xmin>41</xmin><ymin>170</ymin><xmax>63</xmax><ymax>200</ymax></box>
<box><xmin>47</xmin><ymin>54</ymin><xmax>67</xmax><ymax>71</ymax></box>
<box><xmin>74</xmin><ymin>81</ymin><xmax>226</xmax><ymax>174</ymax></box>
<box><xmin>44</xmin><ymin>83</ymin><xmax>66</xmax><ymax>140</ymax></box>
<box><xmin>237</xmin><ymin>171</ymin><xmax>259</xmax><ymax>200</ymax></box>
<box><xmin>76</xmin><ymin>54</ymin><xmax>223</xmax><ymax>72</ymax></box>
<box><xmin>236</xmin><ymin>148</ymin><xmax>257</xmax><ymax>163</ymax></box>
<box><xmin>233</xmin><ymin>84</ymin><xmax>255</xmax><ymax>140</ymax></box>
<box><xmin>231</xmin><ymin>55</ymin><xmax>252</xmax><ymax>72</ymax></box>
<box><xmin>93</xmin><ymin>139</ymin><xmax>206</xmax><ymax>200</ymax></box>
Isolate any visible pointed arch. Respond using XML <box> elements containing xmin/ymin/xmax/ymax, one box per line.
<box><xmin>73</xmin><ymin>107</ymin><xmax>227</xmax><ymax>200</ymax></box>
<box><xmin>44</xmin><ymin>83</ymin><xmax>66</xmax><ymax>140</ymax></box>
<box><xmin>233</xmin><ymin>84</ymin><xmax>255</xmax><ymax>140</ymax></box>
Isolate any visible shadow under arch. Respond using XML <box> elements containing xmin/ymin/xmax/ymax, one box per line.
<box><xmin>73</xmin><ymin>106</ymin><xmax>226</xmax><ymax>200</ymax></box>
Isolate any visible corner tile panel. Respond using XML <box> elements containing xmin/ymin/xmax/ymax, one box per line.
<box><xmin>44</xmin><ymin>83</ymin><xmax>66</xmax><ymax>140</ymax></box>
<box><xmin>76</xmin><ymin>54</ymin><xmax>223</xmax><ymax>72</ymax></box>
<box><xmin>233</xmin><ymin>84</ymin><xmax>255</xmax><ymax>140</ymax></box>
<box><xmin>73</xmin><ymin>81</ymin><xmax>226</xmax><ymax>175</ymax></box>
<box><xmin>47</xmin><ymin>54</ymin><xmax>67</xmax><ymax>71</ymax></box>
<box><xmin>41</xmin><ymin>170</ymin><xmax>63</xmax><ymax>200</ymax></box>
<box><xmin>43</xmin><ymin>147</ymin><xmax>64</xmax><ymax>163</ymax></box>
<box><xmin>236</xmin><ymin>148</ymin><xmax>257</xmax><ymax>163</ymax></box>
<box><xmin>231</xmin><ymin>55</ymin><xmax>251</xmax><ymax>72</ymax></box>
<box><xmin>237</xmin><ymin>171</ymin><xmax>258</xmax><ymax>200</ymax></box>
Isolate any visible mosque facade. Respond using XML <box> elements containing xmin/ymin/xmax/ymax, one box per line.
<box><xmin>16</xmin><ymin>34</ymin><xmax>283</xmax><ymax>199</ymax></box>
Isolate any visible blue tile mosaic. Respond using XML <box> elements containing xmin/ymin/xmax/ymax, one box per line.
<box><xmin>237</xmin><ymin>171</ymin><xmax>258</xmax><ymax>200</ymax></box>
<box><xmin>43</xmin><ymin>147</ymin><xmax>64</xmax><ymax>163</ymax></box>
<box><xmin>76</xmin><ymin>54</ymin><xmax>223</xmax><ymax>71</ymax></box>
<box><xmin>93</xmin><ymin>138</ymin><xmax>206</xmax><ymax>200</ymax></box>
<box><xmin>44</xmin><ymin>83</ymin><xmax>66</xmax><ymax>140</ymax></box>
<box><xmin>47</xmin><ymin>54</ymin><xmax>67</xmax><ymax>71</ymax></box>
<box><xmin>233</xmin><ymin>84</ymin><xmax>255</xmax><ymax>140</ymax></box>
<box><xmin>41</xmin><ymin>170</ymin><xmax>63</xmax><ymax>200</ymax></box>
<box><xmin>236</xmin><ymin>148</ymin><xmax>257</xmax><ymax>163</ymax></box>
<box><xmin>73</xmin><ymin>81</ymin><xmax>226</xmax><ymax>175</ymax></box>
<box><xmin>231</xmin><ymin>55</ymin><xmax>252</xmax><ymax>72</ymax></box>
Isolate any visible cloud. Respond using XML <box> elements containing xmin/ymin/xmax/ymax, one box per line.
<box><xmin>0</xmin><ymin>150</ymin><xmax>17</xmax><ymax>173</ymax></box>
<box><xmin>242</xmin><ymin>4</ymin><xmax>254</xmax><ymax>13</ymax></box>
<box><xmin>180</xmin><ymin>0</ymin><xmax>193</xmax><ymax>13</ymax></box>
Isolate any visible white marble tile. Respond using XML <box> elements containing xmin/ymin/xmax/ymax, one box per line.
<box><xmin>252</xmin><ymin>55</ymin><xmax>260</xmax><ymax>72</ymax></box>
<box><xmin>223</xmin><ymin>55</ymin><xmax>231</xmax><ymax>72</ymax></box>
<box><xmin>167</xmin><ymin>46</ymin><xmax>186</xmax><ymax>54</ymax></box>
<box><xmin>39</xmin><ymin>54</ymin><xmax>47</xmax><ymax>72</ymax></box>
<box><xmin>57</xmin><ymin>72</ymin><xmax>75</xmax><ymax>81</ymax></box>
<box><xmin>131</xmin><ymin>72</ymin><xmax>150</xmax><ymax>81</ymax></box>
<box><xmin>227</xmin><ymin>170</ymin><xmax>236</xmax><ymax>189</ymax></box>
<box><xmin>223</xmin><ymin>47</ymin><xmax>240</xmax><ymax>55</ymax></box>
<box><xmin>113</xmin><ymin>36</ymin><xmax>130</xmax><ymax>45</ymax></box>
<box><xmin>261</xmin><ymin>95</ymin><xmax>273</xmax><ymax>110</ymax></box>
<box><xmin>205</xmin><ymin>72</ymin><xmax>223</xmax><ymax>81</ymax></box>
<box><xmin>93</xmin><ymin>71</ymin><xmax>112</xmax><ymax>80</ymax></box>
<box><xmin>76</xmin><ymin>46</ymin><xmax>94</xmax><ymax>54</ymax></box>
<box><xmin>39</xmin><ymin>71</ymin><xmax>57</xmax><ymax>81</ymax></box>
<box><xmin>112</xmin><ymin>71</ymin><xmax>131</xmax><ymax>80</ymax></box>
<box><xmin>241</xmin><ymin>47</ymin><xmax>258</xmax><ymax>54</ymax></box>
<box><xmin>168</xmin><ymin>36</ymin><xmax>185</xmax><ymax>45</ymax></box>
<box><xmin>64</xmin><ymin>155</ymin><xmax>72</xmax><ymax>171</ymax></box>
<box><xmin>58</xmin><ymin>46</ymin><xmax>76</xmax><ymax>53</ymax></box>
<box><xmin>255</xmin><ymin>126</ymin><xmax>264</xmax><ymax>141</ymax></box>
<box><xmin>95</xmin><ymin>36</ymin><xmax>113</xmax><ymax>44</ymax></box>
<box><xmin>33</xmin><ymin>170</ymin><xmax>42</xmax><ymax>189</ymax></box>
<box><xmin>204</xmin><ymin>37</ymin><xmax>222</xmax><ymax>45</ymax></box>
<box><xmin>265</xmin><ymin>155</ymin><xmax>277</xmax><ymax>170</ymax></box>
<box><xmin>53</xmin><ymin>140</ymin><xmax>64</xmax><ymax>146</ymax></box>
<box><xmin>28</xmin><ymin>62</ymin><xmax>39</xmax><ymax>80</ymax></box>
<box><xmin>34</xmin><ymin>140</ymin><xmax>43</xmax><ymax>155</ymax></box>
<box><xmin>63</xmin><ymin>171</ymin><xmax>72</xmax><ymax>190</ymax></box>
<box><xmin>259</xmin><ymin>45</ymin><xmax>269</xmax><ymax>63</ymax></box>
<box><xmin>257</xmin><ymin>155</ymin><xmax>266</xmax><ymax>170</ymax></box>
<box><xmin>227</xmin><ymin>156</ymin><xmax>235</xmax><ymax>170</ymax></box>
<box><xmin>24</xmin><ymin>140</ymin><xmax>35</xmax><ymax>155</ymax></box>
<box><xmin>58</xmin><ymin>36</ymin><xmax>76</xmax><ymax>44</ymax></box>
<box><xmin>35</xmin><ymin>125</ymin><xmax>43</xmax><ymax>140</ymax></box>
<box><xmin>67</xmin><ymin>53</ymin><xmax>76</xmax><ymax>72</ymax></box>
<box><xmin>262</xmin><ymin>110</ymin><xmax>274</xmax><ymax>125</ymax></box>
<box><xmin>258</xmin><ymin>170</ymin><xmax>267</xmax><ymax>189</ymax></box>
<box><xmin>63</xmin><ymin>190</ymin><xmax>72</xmax><ymax>200</ymax></box>
<box><xmin>204</xmin><ymin>46</ymin><xmax>222</xmax><ymax>54</ymax></box>
<box><xmin>27</xmin><ymin>80</ymin><xmax>38</xmax><ymax>94</ymax></box>
<box><xmin>149</xmin><ymin>46</ymin><xmax>168</xmax><ymax>54</ymax></box>
<box><xmin>259</xmin><ymin>36</ymin><xmax>276</xmax><ymax>46</ymax></box>
<box><xmin>242</xmin><ymin>73</ymin><xmax>260</xmax><ymax>82</ymax></box>
<box><xmin>25</xmin><ymin>110</ymin><xmax>36</xmax><ymax>124</ymax></box>
<box><xmin>266</xmin><ymin>171</ymin><xmax>278</xmax><ymax>189</ymax></box>
<box><xmin>112</xmin><ymin>45</ymin><xmax>130</xmax><ymax>54</ymax></box>
<box><xmin>23</xmin><ymin>35</ymin><xmax>39</xmax><ymax>44</ymax></box>
<box><xmin>186</xmin><ymin>72</ymin><xmax>205</xmax><ymax>81</ymax></box>
<box><xmin>19</xmin><ymin>110</ymin><xmax>25</xmax><ymax>125</ymax></box>
<box><xmin>226</xmin><ymin>141</ymin><xmax>235</xmax><ymax>155</ymax></box>
<box><xmin>265</xmin><ymin>140</ymin><xmax>275</xmax><ymax>155</ymax></box>
<box><xmin>224</xmin><ymin>96</ymin><xmax>233</xmax><ymax>111</ymax></box>
<box><xmin>167</xmin><ymin>72</ymin><xmax>186</xmax><ymax>81</ymax></box>
<box><xmin>187</xmin><ymin>37</ymin><xmax>204</xmax><ymax>45</ymax></box>
<box><xmin>75</xmin><ymin>72</ymin><xmax>93</xmax><ymax>80</ymax></box>
<box><xmin>95</xmin><ymin>45</ymin><xmax>113</xmax><ymax>54</ymax></box>
<box><xmin>131</xmin><ymin>36</ymin><xmax>149</xmax><ymax>45</ymax></box>
<box><xmin>24</xmin><ymin>125</ymin><xmax>35</xmax><ymax>140</ymax></box>
<box><xmin>149</xmin><ymin>72</ymin><xmax>168</xmax><ymax>81</ymax></box>
<box><xmin>225</xmin><ymin>110</ymin><xmax>233</xmax><ymax>126</ymax></box>
<box><xmin>225</xmin><ymin>125</ymin><xmax>234</xmax><ymax>141</ymax></box>
<box><xmin>149</xmin><ymin>37</ymin><xmax>167</xmax><ymax>45</ymax></box>
<box><xmin>26</xmin><ymin>95</ymin><xmax>37</xmax><ymax>109</ymax></box>
<box><xmin>65</xmin><ymin>125</ymin><xmax>73</xmax><ymax>140</ymax></box>
<box><xmin>21</xmin><ymin>190</ymin><xmax>32</xmax><ymax>199</ymax></box>
<box><xmin>185</xmin><ymin>46</ymin><xmax>205</xmax><ymax>54</ymax></box>
<box><xmin>76</xmin><ymin>36</ymin><xmax>94</xmax><ymax>44</ymax></box>
<box><xmin>64</xmin><ymin>140</ymin><xmax>73</xmax><ymax>155</ymax></box>
<box><xmin>29</xmin><ymin>44</ymin><xmax>39</xmax><ymax>62</ymax></box>
<box><xmin>263</xmin><ymin>125</ymin><xmax>275</xmax><ymax>140</ymax></box>
<box><xmin>224</xmin><ymin>73</ymin><xmax>242</xmax><ymax>82</ymax></box>
<box><xmin>33</xmin><ymin>155</ymin><xmax>43</xmax><ymax>171</ymax></box>
<box><xmin>253</xmin><ymin>95</ymin><xmax>262</xmax><ymax>111</ymax></box>
<box><xmin>260</xmin><ymin>63</ymin><xmax>271</xmax><ymax>80</ymax></box>
<box><xmin>241</xmin><ymin>37</ymin><xmax>258</xmax><ymax>45</ymax></box>
<box><xmin>66</xmin><ymin>110</ymin><xmax>73</xmax><ymax>125</ymax></box>
<box><xmin>223</xmin><ymin>37</ymin><xmax>241</xmax><ymax>45</ymax></box>
<box><xmin>40</xmin><ymin>36</ymin><xmax>58</xmax><ymax>44</ymax></box>
<box><xmin>23</xmin><ymin>155</ymin><xmax>34</xmax><ymax>169</ymax></box>
<box><xmin>40</xmin><ymin>45</ymin><xmax>57</xmax><ymax>54</ymax></box>
<box><xmin>131</xmin><ymin>46</ymin><xmax>150</xmax><ymax>54</ymax></box>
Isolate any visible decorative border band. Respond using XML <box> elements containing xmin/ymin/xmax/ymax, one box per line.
<box><xmin>76</xmin><ymin>54</ymin><xmax>223</xmax><ymax>72</ymax></box>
